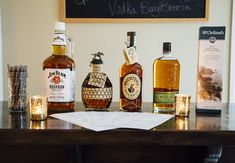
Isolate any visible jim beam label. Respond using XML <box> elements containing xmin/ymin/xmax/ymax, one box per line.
<box><xmin>44</xmin><ymin>69</ymin><xmax>75</xmax><ymax>102</ymax></box>
<box><xmin>122</xmin><ymin>74</ymin><xmax>141</xmax><ymax>100</ymax></box>
<box><xmin>196</xmin><ymin>26</ymin><xmax>225</xmax><ymax>112</ymax></box>
<box><xmin>123</xmin><ymin>47</ymin><xmax>139</xmax><ymax>65</ymax></box>
<box><xmin>52</xmin><ymin>33</ymin><xmax>66</xmax><ymax>46</ymax></box>
<box><xmin>82</xmin><ymin>88</ymin><xmax>112</xmax><ymax>99</ymax></box>
<box><xmin>88</xmin><ymin>72</ymin><xmax>107</xmax><ymax>88</ymax></box>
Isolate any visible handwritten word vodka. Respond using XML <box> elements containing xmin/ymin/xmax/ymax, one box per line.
<box><xmin>153</xmin><ymin>42</ymin><xmax>180</xmax><ymax>113</ymax></box>
<box><xmin>43</xmin><ymin>22</ymin><xmax>75</xmax><ymax>113</ymax></box>
<box><xmin>120</xmin><ymin>32</ymin><xmax>143</xmax><ymax>112</ymax></box>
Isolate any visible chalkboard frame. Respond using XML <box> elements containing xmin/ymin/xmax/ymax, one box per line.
<box><xmin>60</xmin><ymin>0</ymin><xmax>209</xmax><ymax>23</ymax></box>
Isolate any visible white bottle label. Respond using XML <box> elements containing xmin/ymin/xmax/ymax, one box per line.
<box><xmin>52</xmin><ymin>33</ymin><xmax>66</xmax><ymax>46</ymax></box>
<box><xmin>44</xmin><ymin>68</ymin><xmax>75</xmax><ymax>102</ymax></box>
<box><xmin>122</xmin><ymin>74</ymin><xmax>141</xmax><ymax>100</ymax></box>
<box><xmin>124</xmin><ymin>47</ymin><xmax>139</xmax><ymax>65</ymax></box>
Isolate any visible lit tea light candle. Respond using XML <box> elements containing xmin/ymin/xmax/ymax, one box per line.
<box><xmin>174</xmin><ymin>94</ymin><xmax>191</xmax><ymax>117</ymax></box>
<box><xmin>29</xmin><ymin>96</ymin><xmax>47</xmax><ymax>121</ymax></box>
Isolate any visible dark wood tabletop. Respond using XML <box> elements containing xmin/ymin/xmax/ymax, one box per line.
<box><xmin>0</xmin><ymin>101</ymin><xmax>235</xmax><ymax>146</ymax></box>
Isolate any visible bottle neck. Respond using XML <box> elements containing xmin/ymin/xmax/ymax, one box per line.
<box><xmin>163</xmin><ymin>51</ymin><xmax>171</xmax><ymax>57</ymax></box>
<box><xmin>52</xmin><ymin>30</ymin><xmax>67</xmax><ymax>56</ymax></box>
<box><xmin>91</xmin><ymin>64</ymin><xmax>102</xmax><ymax>73</ymax></box>
<box><xmin>127</xmin><ymin>35</ymin><xmax>136</xmax><ymax>48</ymax></box>
<box><xmin>52</xmin><ymin>45</ymin><xmax>66</xmax><ymax>55</ymax></box>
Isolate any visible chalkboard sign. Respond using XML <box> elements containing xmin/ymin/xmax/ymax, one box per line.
<box><xmin>60</xmin><ymin>0</ymin><xmax>209</xmax><ymax>22</ymax></box>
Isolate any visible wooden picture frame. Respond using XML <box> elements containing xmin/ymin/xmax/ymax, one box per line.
<box><xmin>60</xmin><ymin>0</ymin><xmax>209</xmax><ymax>23</ymax></box>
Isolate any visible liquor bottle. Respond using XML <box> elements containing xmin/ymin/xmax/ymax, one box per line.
<box><xmin>153</xmin><ymin>42</ymin><xmax>180</xmax><ymax>113</ymax></box>
<box><xmin>120</xmin><ymin>32</ymin><xmax>143</xmax><ymax>112</ymax></box>
<box><xmin>43</xmin><ymin>22</ymin><xmax>75</xmax><ymax>113</ymax></box>
<box><xmin>82</xmin><ymin>52</ymin><xmax>112</xmax><ymax>111</ymax></box>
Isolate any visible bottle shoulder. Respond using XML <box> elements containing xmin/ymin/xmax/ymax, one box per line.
<box><xmin>154</xmin><ymin>55</ymin><xmax>180</xmax><ymax>64</ymax></box>
<box><xmin>82</xmin><ymin>72</ymin><xmax>112</xmax><ymax>88</ymax></box>
<box><xmin>43</xmin><ymin>55</ymin><xmax>75</xmax><ymax>69</ymax></box>
<box><xmin>121</xmin><ymin>62</ymin><xmax>142</xmax><ymax>69</ymax></box>
<box><xmin>157</xmin><ymin>55</ymin><xmax>179</xmax><ymax>60</ymax></box>
<box><xmin>120</xmin><ymin>62</ymin><xmax>143</xmax><ymax>78</ymax></box>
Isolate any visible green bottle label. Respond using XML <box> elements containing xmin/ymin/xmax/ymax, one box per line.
<box><xmin>153</xmin><ymin>91</ymin><xmax>178</xmax><ymax>104</ymax></box>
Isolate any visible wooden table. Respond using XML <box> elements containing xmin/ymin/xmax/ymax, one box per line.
<box><xmin>0</xmin><ymin>101</ymin><xmax>235</xmax><ymax>163</ymax></box>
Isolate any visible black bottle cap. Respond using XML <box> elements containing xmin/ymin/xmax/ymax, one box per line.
<box><xmin>127</xmin><ymin>31</ymin><xmax>136</xmax><ymax>36</ymax></box>
<box><xmin>163</xmin><ymin>42</ymin><xmax>171</xmax><ymax>53</ymax></box>
<box><xmin>91</xmin><ymin>52</ymin><xmax>104</xmax><ymax>64</ymax></box>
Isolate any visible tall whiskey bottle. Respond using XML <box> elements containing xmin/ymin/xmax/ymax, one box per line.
<box><xmin>120</xmin><ymin>32</ymin><xmax>143</xmax><ymax>112</ymax></box>
<box><xmin>153</xmin><ymin>42</ymin><xmax>180</xmax><ymax>113</ymax></box>
<box><xmin>43</xmin><ymin>22</ymin><xmax>75</xmax><ymax>113</ymax></box>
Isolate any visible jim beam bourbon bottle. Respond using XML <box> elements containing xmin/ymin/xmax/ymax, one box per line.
<box><xmin>120</xmin><ymin>32</ymin><xmax>143</xmax><ymax>112</ymax></box>
<box><xmin>43</xmin><ymin>22</ymin><xmax>75</xmax><ymax>113</ymax></box>
<box><xmin>153</xmin><ymin>42</ymin><xmax>180</xmax><ymax>113</ymax></box>
<box><xmin>82</xmin><ymin>52</ymin><xmax>112</xmax><ymax>111</ymax></box>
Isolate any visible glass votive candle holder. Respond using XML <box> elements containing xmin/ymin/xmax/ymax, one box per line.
<box><xmin>29</xmin><ymin>96</ymin><xmax>47</xmax><ymax>121</ymax></box>
<box><xmin>174</xmin><ymin>94</ymin><xmax>191</xmax><ymax>117</ymax></box>
<box><xmin>8</xmin><ymin>65</ymin><xmax>28</xmax><ymax>112</ymax></box>
<box><xmin>30</xmin><ymin>120</ymin><xmax>47</xmax><ymax>129</ymax></box>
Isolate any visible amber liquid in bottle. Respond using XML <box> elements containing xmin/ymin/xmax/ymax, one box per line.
<box><xmin>82</xmin><ymin>74</ymin><xmax>112</xmax><ymax>110</ymax></box>
<box><xmin>153</xmin><ymin>42</ymin><xmax>180</xmax><ymax>113</ymax></box>
<box><xmin>120</xmin><ymin>32</ymin><xmax>142</xmax><ymax>112</ymax></box>
<box><xmin>43</xmin><ymin>22</ymin><xmax>75</xmax><ymax>114</ymax></box>
<box><xmin>43</xmin><ymin>46</ymin><xmax>75</xmax><ymax>113</ymax></box>
<box><xmin>82</xmin><ymin>53</ymin><xmax>113</xmax><ymax>111</ymax></box>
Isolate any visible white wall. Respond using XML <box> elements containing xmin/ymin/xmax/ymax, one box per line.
<box><xmin>0</xmin><ymin>0</ymin><xmax>232</xmax><ymax>102</ymax></box>
<box><xmin>0</xmin><ymin>6</ymin><xmax>2</xmax><ymax>101</ymax></box>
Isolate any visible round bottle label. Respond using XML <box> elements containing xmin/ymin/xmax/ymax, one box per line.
<box><xmin>122</xmin><ymin>74</ymin><xmax>141</xmax><ymax>100</ymax></box>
